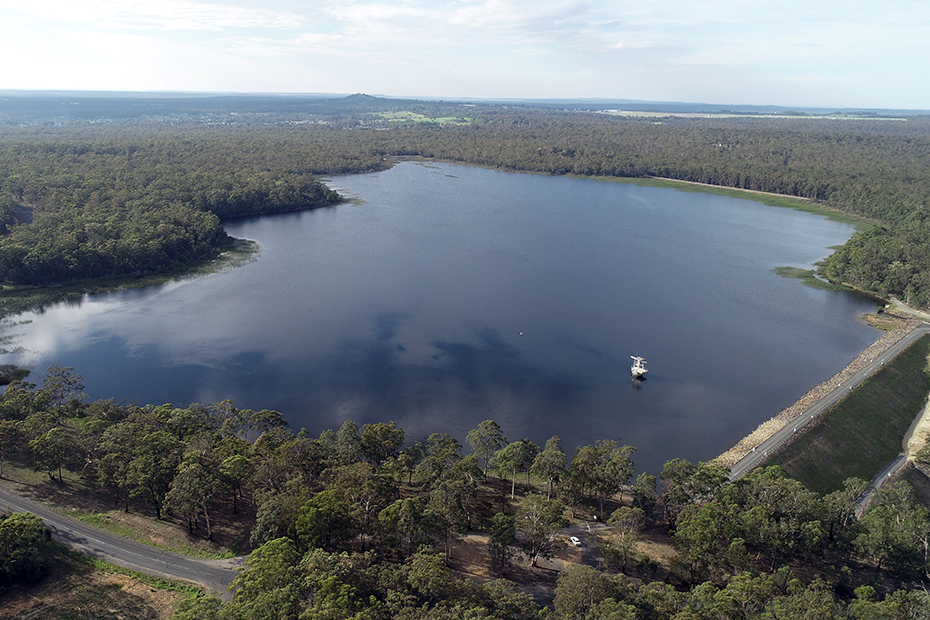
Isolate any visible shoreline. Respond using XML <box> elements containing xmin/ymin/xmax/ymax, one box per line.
<box><xmin>715</xmin><ymin>315</ymin><xmax>923</xmax><ymax>468</ymax></box>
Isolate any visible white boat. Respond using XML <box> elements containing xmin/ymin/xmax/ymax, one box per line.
<box><xmin>631</xmin><ymin>356</ymin><xmax>648</xmax><ymax>378</ymax></box>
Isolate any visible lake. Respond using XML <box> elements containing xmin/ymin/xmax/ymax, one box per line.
<box><xmin>0</xmin><ymin>161</ymin><xmax>879</xmax><ymax>474</ymax></box>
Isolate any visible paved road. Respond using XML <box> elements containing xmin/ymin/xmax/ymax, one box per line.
<box><xmin>0</xmin><ymin>486</ymin><xmax>240</xmax><ymax>600</ymax></box>
<box><xmin>729</xmin><ymin>323</ymin><xmax>930</xmax><ymax>481</ymax></box>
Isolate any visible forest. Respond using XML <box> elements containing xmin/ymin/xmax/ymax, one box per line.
<box><xmin>1</xmin><ymin>96</ymin><xmax>930</xmax><ymax>305</ymax></box>
<box><xmin>3</xmin><ymin>366</ymin><xmax>930</xmax><ymax>618</ymax></box>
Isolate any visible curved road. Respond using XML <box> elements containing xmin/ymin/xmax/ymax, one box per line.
<box><xmin>0</xmin><ymin>486</ymin><xmax>240</xmax><ymax>600</ymax></box>
<box><xmin>729</xmin><ymin>322</ymin><xmax>930</xmax><ymax>481</ymax></box>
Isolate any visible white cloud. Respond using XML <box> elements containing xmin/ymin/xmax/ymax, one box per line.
<box><xmin>0</xmin><ymin>0</ymin><xmax>303</xmax><ymax>31</ymax></box>
<box><xmin>0</xmin><ymin>0</ymin><xmax>928</xmax><ymax>107</ymax></box>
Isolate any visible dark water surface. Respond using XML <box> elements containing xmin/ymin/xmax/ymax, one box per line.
<box><xmin>1</xmin><ymin>162</ymin><xmax>879</xmax><ymax>474</ymax></box>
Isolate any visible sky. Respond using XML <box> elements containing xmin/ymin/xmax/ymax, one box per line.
<box><xmin>1</xmin><ymin>0</ymin><xmax>927</xmax><ymax>109</ymax></box>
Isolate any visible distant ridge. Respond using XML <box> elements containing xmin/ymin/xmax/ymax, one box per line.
<box><xmin>1</xmin><ymin>90</ymin><xmax>926</xmax><ymax>123</ymax></box>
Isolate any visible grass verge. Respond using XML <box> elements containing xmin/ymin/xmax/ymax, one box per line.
<box><xmin>585</xmin><ymin>175</ymin><xmax>875</xmax><ymax>231</ymax></box>
<box><xmin>770</xmin><ymin>334</ymin><xmax>930</xmax><ymax>495</ymax></box>
<box><xmin>56</xmin><ymin>543</ymin><xmax>203</xmax><ymax>594</ymax></box>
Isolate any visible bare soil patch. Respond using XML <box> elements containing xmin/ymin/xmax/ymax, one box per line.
<box><xmin>905</xmin><ymin>395</ymin><xmax>930</xmax><ymax>458</ymax></box>
<box><xmin>0</xmin><ymin>548</ymin><xmax>185</xmax><ymax>620</ymax></box>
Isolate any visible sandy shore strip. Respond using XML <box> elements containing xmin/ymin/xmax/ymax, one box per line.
<box><xmin>715</xmin><ymin>317</ymin><xmax>922</xmax><ymax>468</ymax></box>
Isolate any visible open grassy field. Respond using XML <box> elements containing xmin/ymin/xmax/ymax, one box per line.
<box><xmin>373</xmin><ymin>110</ymin><xmax>472</xmax><ymax>125</ymax></box>
<box><xmin>771</xmin><ymin>334</ymin><xmax>930</xmax><ymax>495</ymax></box>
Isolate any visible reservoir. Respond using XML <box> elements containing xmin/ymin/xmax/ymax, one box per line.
<box><xmin>0</xmin><ymin>162</ymin><xmax>879</xmax><ymax>474</ymax></box>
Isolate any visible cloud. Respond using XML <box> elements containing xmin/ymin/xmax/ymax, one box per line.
<box><xmin>0</xmin><ymin>0</ymin><xmax>303</xmax><ymax>31</ymax></box>
<box><xmin>1</xmin><ymin>0</ymin><xmax>929</xmax><ymax>106</ymax></box>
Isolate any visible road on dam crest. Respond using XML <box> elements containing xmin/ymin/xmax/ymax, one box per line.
<box><xmin>729</xmin><ymin>322</ymin><xmax>930</xmax><ymax>481</ymax></box>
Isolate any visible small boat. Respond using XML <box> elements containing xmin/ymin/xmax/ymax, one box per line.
<box><xmin>631</xmin><ymin>356</ymin><xmax>648</xmax><ymax>378</ymax></box>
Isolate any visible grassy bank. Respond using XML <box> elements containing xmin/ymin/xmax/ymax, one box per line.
<box><xmin>770</xmin><ymin>334</ymin><xmax>930</xmax><ymax>495</ymax></box>
<box><xmin>585</xmin><ymin>175</ymin><xmax>875</xmax><ymax>231</ymax></box>
<box><xmin>772</xmin><ymin>266</ymin><xmax>855</xmax><ymax>291</ymax></box>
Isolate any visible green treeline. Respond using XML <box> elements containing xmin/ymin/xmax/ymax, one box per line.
<box><xmin>0</xmin><ymin>130</ymin><xmax>342</xmax><ymax>285</ymax></box>
<box><xmin>3</xmin><ymin>367</ymin><xmax>930</xmax><ymax>617</ymax></box>
<box><xmin>822</xmin><ymin>216</ymin><xmax>930</xmax><ymax>307</ymax></box>
<box><xmin>3</xmin><ymin>102</ymin><xmax>930</xmax><ymax>303</ymax></box>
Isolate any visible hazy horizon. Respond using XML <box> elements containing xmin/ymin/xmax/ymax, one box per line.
<box><xmin>1</xmin><ymin>89</ymin><xmax>925</xmax><ymax>117</ymax></box>
<box><xmin>1</xmin><ymin>1</ymin><xmax>927</xmax><ymax>110</ymax></box>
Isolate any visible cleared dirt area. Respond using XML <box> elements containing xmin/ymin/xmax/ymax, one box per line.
<box><xmin>0</xmin><ymin>549</ymin><xmax>186</xmax><ymax>620</ymax></box>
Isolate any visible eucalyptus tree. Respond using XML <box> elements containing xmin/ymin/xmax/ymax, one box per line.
<box><xmin>295</xmin><ymin>489</ymin><xmax>354</xmax><ymax>552</ymax></box>
<box><xmin>167</xmin><ymin>452</ymin><xmax>223</xmax><ymax>540</ymax></box>
<box><xmin>0</xmin><ymin>419</ymin><xmax>22</xmax><ymax>479</ymax></box>
<box><xmin>493</xmin><ymin>439</ymin><xmax>540</xmax><ymax>499</ymax></box>
<box><xmin>571</xmin><ymin>440</ymin><xmax>636</xmax><ymax>519</ymax></box>
<box><xmin>426</xmin><ymin>479</ymin><xmax>469</xmax><ymax>560</ymax></box>
<box><xmin>488</xmin><ymin>512</ymin><xmax>518</xmax><ymax>576</ymax></box>
<box><xmin>335</xmin><ymin>420</ymin><xmax>364</xmax><ymax>465</ymax></box>
<box><xmin>415</xmin><ymin>433</ymin><xmax>462</xmax><ymax>487</ymax></box>
<box><xmin>360</xmin><ymin>420</ymin><xmax>405</xmax><ymax>466</ymax></box>
<box><xmin>516</xmin><ymin>493</ymin><xmax>567</xmax><ymax>567</ymax></box>
<box><xmin>128</xmin><ymin>429</ymin><xmax>183</xmax><ymax>520</ymax></box>
<box><xmin>377</xmin><ymin>496</ymin><xmax>433</xmax><ymax>559</ymax></box>
<box><xmin>42</xmin><ymin>365</ymin><xmax>83</xmax><ymax>424</ymax></box>
<box><xmin>553</xmin><ymin>565</ymin><xmax>627</xmax><ymax>620</ymax></box>
<box><xmin>220</xmin><ymin>453</ymin><xmax>254</xmax><ymax>514</ymax></box>
<box><xmin>248</xmin><ymin>409</ymin><xmax>288</xmax><ymax>436</ymax></box>
<box><xmin>855</xmin><ymin>481</ymin><xmax>930</xmax><ymax>577</ymax></box>
<box><xmin>659</xmin><ymin>458</ymin><xmax>729</xmax><ymax>527</ymax></box>
<box><xmin>632</xmin><ymin>472</ymin><xmax>659</xmax><ymax>519</ymax></box>
<box><xmin>28</xmin><ymin>425</ymin><xmax>77</xmax><ymax>482</ymax></box>
<box><xmin>389</xmin><ymin>440</ymin><xmax>423</xmax><ymax>486</ymax></box>
<box><xmin>466</xmin><ymin>419</ymin><xmax>507</xmax><ymax>476</ymax></box>
<box><xmin>605</xmin><ymin>506</ymin><xmax>645</xmax><ymax>573</ymax></box>
<box><xmin>331</xmin><ymin>461</ymin><xmax>397</xmax><ymax>549</ymax></box>
<box><xmin>531</xmin><ymin>435</ymin><xmax>566</xmax><ymax>500</ymax></box>
<box><xmin>211</xmin><ymin>399</ymin><xmax>249</xmax><ymax>439</ymax></box>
